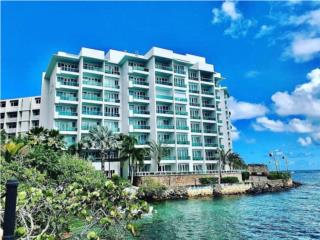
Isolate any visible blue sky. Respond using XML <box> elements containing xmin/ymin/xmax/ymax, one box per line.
<box><xmin>1</xmin><ymin>1</ymin><xmax>319</xmax><ymax>170</ymax></box>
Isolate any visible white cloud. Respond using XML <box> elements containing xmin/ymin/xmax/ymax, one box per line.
<box><xmin>212</xmin><ymin>1</ymin><xmax>255</xmax><ymax>38</ymax></box>
<box><xmin>288</xmin><ymin>9</ymin><xmax>320</xmax><ymax>27</ymax></box>
<box><xmin>253</xmin><ymin>117</ymin><xmax>315</xmax><ymax>133</ymax></box>
<box><xmin>288</xmin><ymin>37</ymin><xmax>320</xmax><ymax>62</ymax></box>
<box><xmin>255</xmin><ymin>25</ymin><xmax>274</xmax><ymax>38</ymax></box>
<box><xmin>228</xmin><ymin>97</ymin><xmax>268</xmax><ymax>121</ymax></box>
<box><xmin>245</xmin><ymin>70</ymin><xmax>260</xmax><ymax>78</ymax></box>
<box><xmin>297</xmin><ymin>136</ymin><xmax>312</xmax><ymax>146</ymax></box>
<box><xmin>272</xmin><ymin>68</ymin><xmax>320</xmax><ymax>117</ymax></box>
<box><xmin>231</xmin><ymin>125</ymin><xmax>240</xmax><ymax>141</ymax></box>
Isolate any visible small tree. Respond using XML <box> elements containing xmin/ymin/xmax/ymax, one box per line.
<box><xmin>119</xmin><ymin>135</ymin><xmax>146</xmax><ymax>184</ymax></box>
<box><xmin>148</xmin><ymin>140</ymin><xmax>169</xmax><ymax>171</ymax></box>
<box><xmin>228</xmin><ymin>152</ymin><xmax>247</xmax><ymax>170</ymax></box>
<box><xmin>218</xmin><ymin>148</ymin><xmax>231</xmax><ymax>184</ymax></box>
<box><xmin>82</xmin><ymin>126</ymin><xmax>119</xmax><ymax>174</ymax></box>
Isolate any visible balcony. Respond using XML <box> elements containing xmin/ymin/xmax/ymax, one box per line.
<box><xmin>175</xmin><ymin>97</ymin><xmax>187</xmax><ymax>102</ymax></box>
<box><xmin>157</xmin><ymin>110</ymin><xmax>174</xmax><ymax>114</ymax></box>
<box><xmin>58</xmin><ymin>80</ymin><xmax>78</xmax><ymax>87</ymax></box>
<box><xmin>155</xmin><ymin>63</ymin><xmax>173</xmax><ymax>71</ymax></box>
<box><xmin>58</xmin><ymin>126</ymin><xmax>77</xmax><ymax>131</ymax></box>
<box><xmin>191</xmin><ymin>115</ymin><xmax>201</xmax><ymax>119</ymax></box>
<box><xmin>104</xmin><ymin>98</ymin><xmax>120</xmax><ymax>103</ymax></box>
<box><xmin>201</xmin><ymin>91</ymin><xmax>214</xmax><ymax>96</ymax></box>
<box><xmin>201</xmin><ymin>77</ymin><xmax>213</xmax><ymax>83</ymax></box>
<box><xmin>104</xmin><ymin>84</ymin><xmax>120</xmax><ymax>89</ymax></box>
<box><xmin>218</xmin><ymin>120</ymin><xmax>223</xmax><ymax>124</ymax></box>
<box><xmin>162</xmin><ymin>156</ymin><xmax>176</xmax><ymax>160</ymax></box>
<box><xmin>203</xmin><ymin>116</ymin><xmax>216</xmax><ymax>121</ymax></box>
<box><xmin>158</xmin><ymin>139</ymin><xmax>175</xmax><ymax>144</ymax></box>
<box><xmin>157</xmin><ymin>125</ymin><xmax>174</xmax><ymax>129</ymax></box>
<box><xmin>57</xmin><ymin>111</ymin><xmax>77</xmax><ymax>116</ymax></box>
<box><xmin>83</xmin><ymin>95</ymin><xmax>102</xmax><ymax>101</ymax></box>
<box><xmin>105</xmin><ymin>112</ymin><xmax>120</xmax><ymax>117</ymax></box>
<box><xmin>157</xmin><ymin>95</ymin><xmax>173</xmax><ymax>100</ymax></box>
<box><xmin>174</xmin><ymin>69</ymin><xmax>186</xmax><ymax>75</ymax></box>
<box><xmin>193</xmin><ymin>156</ymin><xmax>204</xmax><ymax>160</ymax></box>
<box><xmin>83</xmin><ymin>63</ymin><xmax>103</xmax><ymax>72</ymax></box>
<box><xmin>131</xmin><ymin>66</ymin><xmax>149</xmax><ymax>72</ymax></box>
<box><xmin>204</xmin><ymin>129</ymin><xmax>217</xmax><ymax>134</ymax></box>
<box><xmin>202</xmin><ymin>104</ymin><xmax>215</xmax><ymax>108</ymax></box>
<box><xmin>133</xmin><ymin>125</ymin><xmax>150</xmax><ymax>130</ymax></box>
<box><xmin>156</xmin><ymin>80</ymin><xmax>172</xmax><ymax>86</ymax></box>
<box><xmin>191</xmin><ymin>128</ymin><xmax>202</xmax><ymax>133</ymax></box>
<box><xmin>133</xmin><ymin>110</ymin><xmax>150</xmax><ymax>115</ymax></box>
<box><xmin>192</xmin><ymin>142</ymin><xmax>202</xmax><ymax>147</ymax></box>
<box><xmin>190</xmin><ymin>103</ymin><xmax>200</xmax><ymax>107</ymax></box>
<box><xmin>131</xmin><ymin>95</ymin><xmax>149</xmax><ymax>100</ymax></box>
<box><xmin>205</xmin><ymin>143</ymin><xmax>218</xmax><ymax>147</ymax></box>
<box><xmin>177</xmin><ymin>155</ymin><xmax>190</xmax><ymax>160</ymax></box>
<box><xmin>132</xmin><ymin>80</ymin><xmax>149</xmax><ymax>86</ymax></box>
<box><xmin>82</xmin><ymin>110</ymin><xmax>102</xmax><ymax>116</ymax></box>
<box><xmin>83</xmin><ymin>79</ymin><xmax>103</xmax><ymax>87</ymax></box>
<box><xmin>175</xmin><ymin>111</ymin><xmax>188</xmax><ymax>115</ymax></box>
<box><xmin>216</xmin><ymin>108</ymin><xmax>222</xmax><ymax>111</ymax></box>
<box><xmin>189</xmin><ymin>90</ymin><xmax>200</xmax><ymax>94</ymax></box>
<box><xmin>105</xmin><ymin>69</ymin><xmax>120</xmax><ymax>75</ymax></box>
<box><xmin>60</xmin><ymin>66</ymin><xmax>78</xmax><ymax>73</ymax></box>
<box><xmin>174</xmin><ymin>83</ymin><xmax>187</xmax><ymax>88</ymax></box>
<box><xmin>176</xmin><ymin>126</ymin><xmax>189</xmax><ymax>130</ymax></box>
<box><xmin>177</xmin><ymin>140</ymin><xmax>190</xmax><ymax>145</ymax></box>
<box><xmin>59</xmin><ymin>95</ymin><xmax>78</xmax><ymax>101</ymax></box>
<box><xmin>81</xmin><ymin>125</ymin><xmax>98</xmax><ymax>131</ymax></box>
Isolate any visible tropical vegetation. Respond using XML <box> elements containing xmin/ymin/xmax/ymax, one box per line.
<box><xmin>0</xmin><ymin>128</ymin><xmax>149</xmax><ymax>239</ymax></box>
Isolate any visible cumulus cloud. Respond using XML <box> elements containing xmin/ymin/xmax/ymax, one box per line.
<box><xmin>231</xmin><ymin>125</ymin><xmax>240</xmax><ymax>141</ymax></box>
<box><xmin>297</xmin><ymin>137</ymin><xmax>312</xmax><ymax>146</ymax></box>
<box><xmin>271</xmin><ymin>68</ymin><xmax>320</xmax><ymax>117</ymax></box>
<box><xmin>287</xmin><ymin>37</ymin><xmax>320</xmax><ymax>62</ymax></box>
<box><xmin>228</xmin><ymin>97</ymin><xmax>268</xmax><ymax>121</ymax></box>
<box><xmin>212</xmin><ymin>1</ymin><xmax>255</xmax><ymax>38</ymax></box>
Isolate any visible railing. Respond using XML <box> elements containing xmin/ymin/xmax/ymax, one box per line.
<box><xmin>83</xmin><ymin>80</ymin><xmax>103</xmax><ymax>86</ymax></box>
<box><xmin>58</xmin><ymin>95</ymin><xmax>78</xmax><ymax>101</ymax></box>
<box><xmin>202</xmin><ymin>104</ymin><xmax>215</xmax><ymax>108</ymax></box>
<box><xmin>156</xmin><ymin>95</ymin><xmax>173</xmax><ymax>100</ymax></box>
<box><xmin>133</xmin><ymin>125</ymin><xmax>150</xmax><ymax>129</ymax></box>
<box><xmin>104</xmin><ymin>98</ymin><xmax>120</xmax><ymax>103</ymax></box>
<box><xmin>57</xmin><ymin>111</ymin><xmax>77</xmax><ymax>116</ymax></box>
<box><xmin>175</xmin><ymin>97</ymin><xmax>187</xmax><ymax>102</ymax></box>
<box><xmin>83</xmin><ymin>64</ymin><xmax>103</xmax><ymax>72</ymax></box>
<box><xmin>157</xmin><ymin>110</ymin><xmax>174</xmax><ymax>114</ymax></box>
<box><xmin>203</xmin><ymin>116</ymin><xmax>216</xmax><ymax>121</ymax></box>
<box><xmin>105</xmin><ymin>69</ymin><xmax>120</xmax><ymax>75</ymax></box>
<box><xmin>156</xmin><ymin>80</ymin><xmax>172</xmax><ymax>86</ymax></box>
<box><xmin>176</xmin><ymin>126</ymin><xmax>189</xmax><ymax>130</ymax></box>
<box><xmin>205</xmin><ymin>143</ymin><xmax>218</xmax><ymax>147</ymax></box>
<box><xmin>193</xmin><ymin>156</ymin><xmax>204</xmax><ymax>160</ymax></box>
<box><xmin>217</xmin><ymin>108</ymin><xmax>222</xmax><ymax>111</ymax></box>
<box><xmin>218</xmin><ymin>120</ymin><xmax>223</xmax><ymax>123</ymax></box>
<box><xmin>131</xmin><ymin>66</ymin><xmax>149</xmax><ymax>72</ymax></box>
<box><xmin>81</xmin><ymin>125</ymin><xmax>99</xmax><ymax>130</ymax></box>
<box><xmin>83</xmin><ymin>95</ymin><xmax>103</xmax><ymax>101</ymax></box>
<box><xmin>174</xmin><ymin>69</ymin><xmax>186</xmax><ymax>75</ymax></box>
<box><xmin>104</xmin><ymin>84</ymin><xmax>120</xmax><ymax>89</ymax></box>
<box><xmin>155</xmin><ymin>64</ymin><xmax>173</xmax><ymax>71</ymax></box>
<box><xmin>162</xmin><ymin>156</ymin><xmax>176</xmax><ymax>160</ymax></box>
<box><xmin>202</xmin><ymin>91</ymin><xmax>214</xmax><ymax>95</ymax></box>
<box><xmin>189</xmin><ymin>76</ymin><xmax>199</xmax><ymax>81</ymax></box>
<box><xmin>201</xmin><ymin>77</ymin><xmax>213</xmax><ymax>82</ymax></box>
<box><xmin>157</xmin><ymin>125</ymin><xmax>174</xmax><ymax>129</ymax></box>
<box><xmin>134</xmin><ymin>169</ymin><xmax>243</xmax><ymax>176</ymax></box>
<box><xmin>60</xmin><ymin>66</ymin><xmax>79</xmax><ymax>72</ymax></box>
<box><xmin>177</xmin><ymin>140</ymin><xmax>190</xmax><ymax>145</ymax></box>
<box><xmin>189</xmin><ymin>90</ymin><xmax>200</xmax><ymax>94</ymax></box>
<box><xmin>174</xmin><ymin>83</ymin><xmax>187</xmax><ymax>88</ymax></box>
<box><xmin>204</xmin><ymin>130</ymin><xmax>217</xmax><ymax>134</ymax></box>
<box><xmin>158</xmin><ymin>140</ymin><xmax>175</xmax><ymax>144</ymax></box>
<box><xmin>105</xmin><ymin>113</ymin><xmax>120</xmax><ymax>117</ymax></box>
<box><xmin>192</xmin><ymin>142</ymin><xmax>202</xmax><ymax>146</ymax></box>
<box><xmin>191</xmin><ymin>115</ymin><xmax>201</xmax><ymax>119</ymax></box>
<box><xmin>190</xmin><ymin>103</ymin><xmax>200</xmax><ymax>107</ymax></box>
<box><xmin>132</xmin><ymin>80</ymin><xmax>149</xmax><ymax>86</ymax></box>
<box><xmin>58</xmin><ymin>80</ymin><xmax>78</xmax><ymax>86</ymax></box>
<box><xmin>177</xmin><ymin>156</ymin><xmax>190</xmax><ymax>160</ymax></box>
<box><xmin>82</xmin><ymin>110</ymin><xmax>102</xmax><ymax>116</ymax></box>
<box><xmin>191</xmin><ymin>129</ymin><xmax>202</xmax><ymax>133</ymax></box>
<box><xmin>131</xmin><ymin>95</ymin><xmax>149</xmax><ymax>100</ymax></box>
<box><xmin>133</xmin><ymin>110</ymin><xmax>150</xmax><ymax>115</ymax></box>
<box><xmin>58</xmin><ymin>126</ymin><xmax>77</xmax><ymax>131</ymax></box>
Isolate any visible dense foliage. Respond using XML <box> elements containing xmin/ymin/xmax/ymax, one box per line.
<box><xmin>241</xmin><ymin>171</ymin><xmax>250</xmax><ymax>181</ymax></box>
<box><xmin>199</xmin><ymin>177</ymin><xmax>218</xmax><ymax>185</ymax></box>
<box><xmin>267</xmin><ymin>172</ymin><xmax>291</xmax><ymax>180</ymax></box>
<box><xmin>0</xmin><ymin>128</ymin><xmax>149</xmax><ymax>239</ymax></box>
<box><xmin>137</xmin><ymin>178</ymin><xmax>167</xmax><ymax>200</ymax></box>
<box><xmin>221</xmin><ymin>177</ymin><xmax>240</xmax><ymax>184</ymax></box>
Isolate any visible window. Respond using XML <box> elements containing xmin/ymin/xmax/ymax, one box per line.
<box><xmin>0</xmin><ymin>123</ymin><xmax>3</xmax><ymax>129</ymax></box>
<box><xmin>35</xmin><ymin>98</ymin><xmax>41</xmax><ymax>104</ymax></box>
<box><xmin>32</xmin><ymin>120</ymin><xmax>39</xmax><ymax>127</ymax></box>
<box><xmin>0</xmin><ymin>113</ymin><xmax>4</xmax><ymax>119</ymax></box>
<box><xmin>10</xmin><ymin>100</ymin><xmax>18</xmax><ymax>107</ymax></box>
<box><xmin>1</xmin><ymin>102</ymin><xmax>5</xmax><ymax>108</ymax></box>
<box><xmin>7</xmin><ymin>122</ymin><xmax>17</xmax><ymax>129</ymax></box>
<box><xmin>33</xmin><ymin>109</ymin><xmax>40</xmax><ymax>116</ymax></box>
<box><xmin>7</xmin><ymin>112</ymin><xmax>17</xmax><ymax>118</ymax></box>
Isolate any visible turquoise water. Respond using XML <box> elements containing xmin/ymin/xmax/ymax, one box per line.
<box><xmin>136</xmin><ymin>171</ymin><xmax>320</xmax><ymax>240</ymax></box>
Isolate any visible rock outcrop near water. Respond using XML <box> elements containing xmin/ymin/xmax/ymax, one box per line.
<box><xmin>247</xmin><ymin>180</ymin><xmax>301</xmax><ymax>194</ymax></box>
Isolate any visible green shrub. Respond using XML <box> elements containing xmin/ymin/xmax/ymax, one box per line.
<box><xmin>241</xmin><ymin>171</ymin><xmax>250</xmax><ymax>181</ymax></box>
<box><xmin>137</xmin><ymin>178</ymin><xmax>167</xmax><ymax>199</ymax></box>
<box><xmin>221</xmin><ymin>177</ymin><xmax>239</xmax><ymax>184</ymax></box>
<box><xmin>111</xmin><ymin>174</ymin><xmax>131</xmax><ymax>187</ymax></box>
<box><xmin>199</xmin><ymin>177</ymin><xmax>218</xmax><ymax>185</ymax></box>
<box><xmin>267</xmin><ymin>172</ymin><xmax>291</xmax><ymax>180</ymax></box>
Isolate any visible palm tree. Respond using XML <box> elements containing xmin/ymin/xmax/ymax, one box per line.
<box><xmin>148</xmin><ymin>140</ymin><xmax>169</xmax><ymax>171</ymax></box>
<box><xmin>82</xmin><ymin>126</ymin><xmax>119</xmax><ymax>175</ymax></box>
<box><xmin>228</xmin><ymin>152</ymin><xmax>246</xmax><ymax>170</ymax></box>
<box><xmin>1</xmin><ymin>141</ymin><xmax>29</xmax><ymax>162</ymax></box>
<box><xmin>68</xmin><ymin>142</ymin><xmax>85</xmax><ymax>157</ymax></box>
<box><xmin>218</xmin><ymin>148</ymin><xmax>231</xmax><ymax>184</ymax></box>
<box><xmin>27</xmin><ymin>127</ymin><xmax>64</xmax><ymax>150</ymax></box>
<box><xmin>119</xmin><ymin>135</ymin><xmax>146</xmax><ymax>184</ymax></box>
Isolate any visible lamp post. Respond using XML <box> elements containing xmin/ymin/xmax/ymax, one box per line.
<box><xmin>282</xmin><ymin>155</ymin><xmax>289</xmax><ymax>172</ymax></box>
<box><xmin>268</xmin><ymin>151</ymin><xmax>279</xmax><ymax>172</ymax></box>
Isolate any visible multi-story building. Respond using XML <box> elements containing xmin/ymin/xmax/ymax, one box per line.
<box><xmin>0</xmin><ymin>96</ymin><xmax>41</xmax><ymax>137</ymax></box>
<box><xmin>40</xmin><ymin>47</ymin><xmax>232</xmax><ymax>175</ymax></box>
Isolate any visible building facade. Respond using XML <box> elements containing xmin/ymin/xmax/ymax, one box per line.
<box><xmin>0</xmin><ymin>96</ymin><xmax>41</xmax><ymax>137</ymax></box>
<box><xmin>40</xmin><ymin>47</ymin><xmax>232</xmax><ymax>175</ymax></box>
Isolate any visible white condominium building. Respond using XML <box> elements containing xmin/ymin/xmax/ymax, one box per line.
<box><xmin>40</xmin><ymin>47</ymin><xmax>232</xmax><ymax>175</ymax></box>
<box><xmin>0</xmin><ymin>96</ymin><xmax>41</xmax><ymax>137</ymax></box>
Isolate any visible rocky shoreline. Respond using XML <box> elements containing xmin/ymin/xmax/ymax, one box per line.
<box><xmin>137</xmin><ymin>179</ymin><xmax>302</xmax><ymax>201</ymax></box>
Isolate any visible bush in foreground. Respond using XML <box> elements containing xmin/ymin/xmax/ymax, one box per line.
<box><xmin>221</xmin><ymin>177</ymin><xmax>239</xmax><ymax>184</ymax></box>
<box><xmin>199</xmin><ymin>177</ymin><xmax>218</xmax><ymax>185</ymax></box>
<box><xmin>137</xmin><ymin>177</ymin><xmax>167</xmax><ymax>200</ymax></box>
<box><xmin>267</xmin><ymin>172</ymin><xmax>291</xmax><ymax>180</ymax></box>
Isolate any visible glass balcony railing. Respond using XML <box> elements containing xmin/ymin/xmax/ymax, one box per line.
<box><xmin>157</xmin><ymin>110</ymin><xmax>174</xmax><ymax>114</ymax></box>
<box><xmin>104</xmin><ymin>84</ymin><xmax>120</xmax><ymax>89</ymax></box>
<box><xmin>156</xmin><ymin>80</ymin><xmax>172</xmax><ymax>86</ymax></box>
<box><xmin>175</xmin><ymin>97</ymin><xmax>187</xmax><ymax>102</ymax></box>
<box><xmin>82</xmin><ymin>110</ymin><xmax>102</xmax><ymax>116</ymax></box>
<box><xmin>81</xmin><ymin>125</ymin><xmax>98</xmax><ymax>130</ymax></box>
<box><xmin>216</xmin><ymin>96</ymin><xmax>221</xmax><ymax>99</ymax></box>
<box><xmin>58</xmin><ymin>126</ymin><xmax>77</xmax><ymax>131</ymax></box>
<box><xmin>162</xmin><ymin>156</ymin><xmax>176</xmax><ymax>160</ymax></box>
<box><xmin>205</xmin><ymin>143</ymin><xmax>218</xmax><ymax>147</ymax></box>
<box><xmin>176</xmin><ymin>126</ymin><xmax>189</xmax><ymax>130</ymax></box>
<box><xmin>58</xmin><ymin>81</ymin><xmax>78</xmax><ymax>86</ymax></box>
<box><xmin>155</xmin><ymin>64</ymin><xmax>173</xmax><ymax>71</ymax></box>
<box><xmin>83</xmin><ymin>95</ymin><xmax>102</xmax><ymax>101</ymax></box>
<box><xmin>133</xmin><ymin>110</ymin><xmax>150</xmax><ymax>115</ymax></box>
<box><xmin>158</xmin><ymin>139</ymin><xmax>175</xmax><ymax>144</ymax></box>
<box><xmin>83</xmin><ymin>64</ymin><xmax>103</xmax><ymax>72</ymax></box>
<box><xmin>57</xmin><ymin>111</ymin><xmax>77</xmax><ymax>116</ymax></box>
<box><xmin>204</xmin><ymin>129</ymin><xmax>217</xmax><ymax>134</ymax></box>
<box><xmin>157</xmin><ymin>95</ymin><xmax>173</xmax><ymax>100</ymax></box>
<box><xmin>191</xmin><ymin>115</ymin><xmax>201</xmax><ymax>119</ymax></box>
<box><xmin>202</xmin><ymin>91</ymin><xmax>214</xmax><ymax>95</ymax></box>
<box><xmin>193</xmin><ymin>156</ymin><xmax>204</xmax><ymax>160</ymax></box>
<box><xmin>133</xmin><ymin>125</ymin><xmax>150</xmax><ymax>130</ymax></box>
<box><xmin>60</xmin><ymin>66</ymin><xmax>78</xmax><ymax>72</ymax></box>
<box><xmin>131</xmin><ymin>95</ymin><xmax>149</xmax><ymax>100</ymax></box>
<box><xmin>175</xmin><ymin>111</ymin><xmax>188</xmax><ymax>115</ymax></box>
<box><xmin>105</xmin><ymin>112</ymin><xmax>120</xmax><ymax>117</ymax></box>
<box><xmin>131</xmin><ymin>66</ymin><xmax>149</xmax><ymax>72</ymax></box>
<box><xmin>157</xmin><ymin>125</ymin><xmax>174</xmax><ymax>129</ymax></box>
<box><xmin>203</xmin><ymin>116</ymin><xmax>216</xmax><ymax>121</ymax></box>
<box><xmin>83</xmin><ymin>80</ymin><xmax>103</xmax><ymax>87</ymax></box>
<box><xmin>174</xmin><ymin>69</ymin><xmax>186</xmax><ymax>75</ymax></box>
<box><xmin>217</xmin><ymin>108</ymin><xmax>222</xmax><ymax>111</ymax></box>
<box><xmin>104</xmin><ymin>98</ymin><xmax>120</xmax><ymax>103</ymax></box>
<box><xmin>105</xmin><ymin>69</ymin><xmax>120</xmax><ymax>75</ymax></box>
<box><xmin>192</xmin><ymin>142</ymin><xmax>203</xmax><ymax>147</ymax></box>
<box><xmin>202</xmin><ymin>104</ymin><xmax>215</xmax><ymax>108</ymax></box>
<box><xmin>58</xmin><ymin>95</ymin><xmax>78</xmax><ymax>101</ymax></box>
<box><xmin>191</xmin><ymin>128</ymin><xmax>202</xmax><ymax>133</ymax></box>
<box><xmin>177</xmin><ymin>140</ymin><xmax>190</xmax><ymax>145</ymax></box>
<box><xmin>206</xmin><ymin>156</ymin><xmax>219</xmax><ymax>161</ymax></box>
<box><xmin>190</xmin><ymin>103</ymin><xmax>200</xmax><ymax>107</ymax></box>
<box><xmin>189</xmin><ymin>89</ymin><xmax>200</xmax><ymax>94</ymax></box>
<box><xmin>178</xmin><ymin>155</ymin><xmax>190</xmax><ymax>160</ymax></box>
<box><xmin>218</xmin><ymin>120</ymin><xmax>223</xmax><ymax>123</ymax></box>
<box><xmin>132</xmin><ymin>80</ymin><xmax>149</xmax><ymax>86</ymax></box>
<box><xmin>201</xmin><ymin>77</ymin><xmax>213</xmax><ymax>82</ymax></box>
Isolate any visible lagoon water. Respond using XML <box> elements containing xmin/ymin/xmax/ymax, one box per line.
<box><xmin>135</xmin><ymin>171</ymin><xmax>320</xmax><ymax>240</ymax></box>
